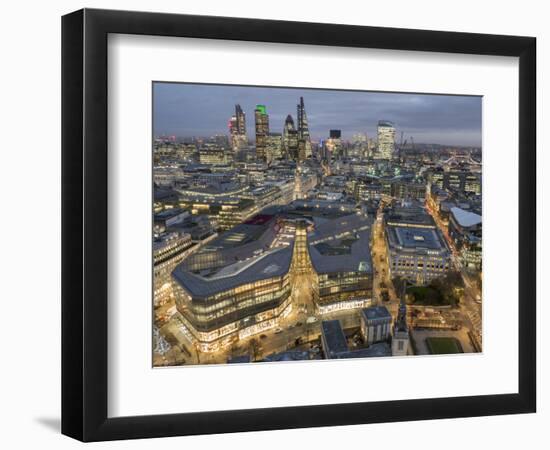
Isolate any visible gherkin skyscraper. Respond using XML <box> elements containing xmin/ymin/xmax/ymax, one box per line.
<box><xmin>283</xmin><ymin>114</ymin><xmax>298</xmax><ymax>160</ymax></box>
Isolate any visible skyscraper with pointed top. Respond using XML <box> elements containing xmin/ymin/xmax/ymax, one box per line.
<box><xmin>297</xmin><ymin>97</ymin><xmax>312</xmax><ymax>160</ymax></box>
<box><xmin>229</xmin><ymin>104</ymin><xmax>247</xmax><ymax>153</ymax></box>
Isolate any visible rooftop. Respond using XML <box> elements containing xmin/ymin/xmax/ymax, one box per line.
<box><xmin>288</xmin><ymin>200</ymin><xmax>357</xmax><ymax>219</ymax></box>
<box><xmin>385</xmin><ymin>208</ymin><xmax>435</xmax><ymax>227</ymax></box>
<box><xmin>215</xmin><ymin>220</ymin><xmax>273</xmax><ymax>249</ymax></box>
<box><xmin>451</xmin><ymin>207</ymin><xmax>482</xmax><ymax>228</ymax></box>
<box><xmin>172</xmin><ymin>246</ymin><xmax>292</xmax><ymax>298</ymax></box>
<box><xmin>321</xmin><ymin>320</ymin><xmax>349</xmax><ymax>358</ymax></box>
<box><xmin>390</xmin><ymin>226</ymin><xmax>445</xmax><ymax>250</ymax></box>
<box><xmin>361</xmin><ymin>306</ymin><xmax>392</xmax><ymax>321</ymax></box>
<box><xmin>337</xmin><ymin>343</ymin><xmax>392</xmax><ymax>359</ymax></box>
<box><xmin>308</xmin><ymin>213</ymin><xmax>373</xmax><ymax>274</ymax></box>
<box><xmin>173</xmin><ymin>206</ymin><xmax>372</xmax><ymax>297</ymax></box>
<box><xmin>263</xmin><ymin>350</ymin><xmax>311</xmax><ymax>362</ymax></box>
<box><xmin>321</xmin><ymin>319</ymin><xmax>392</xmax><ymax>359</ymax></box>
<box><xmin>153</xmin><ymin>232</ymin><xmax>188</xmax><ymax>252</ymax></box>
<box><xmin>154</xmin><ymin>208</ymin><xmax>187</xmax><ymax>220</ymax></box>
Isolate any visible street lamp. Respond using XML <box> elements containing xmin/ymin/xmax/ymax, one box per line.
<box><xmin>194</xmin><ymin>342</ymin><xmax>201</xmax><ymax>364</ymax></box>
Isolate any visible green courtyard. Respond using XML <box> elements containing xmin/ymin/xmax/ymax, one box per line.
<box><xmin>425</xmin><ymin>337</ymin><xmax>463</xmax><ymax>354</ymax></box>
<box><xmin>406</xmin><ymin>285</ymin><xmax>444</xmax><ymax>305</ymax></box>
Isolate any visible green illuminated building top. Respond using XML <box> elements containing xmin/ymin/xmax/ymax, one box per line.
<box><xmin>256</xmin><ymin>105</ymin><xmax>267</xmax><ymax>114</ymax></box>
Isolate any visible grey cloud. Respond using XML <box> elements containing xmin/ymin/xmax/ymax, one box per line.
<box><xmin>153</xmin><ymin>82</ymin><xmax>481</xmax><ymax>146</ymax></box>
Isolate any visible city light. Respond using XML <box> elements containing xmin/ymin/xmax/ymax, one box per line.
<box><xmin>152</xmin><ymin>84</ymin><xmax>483</xmax><ymax>366</ymax></box>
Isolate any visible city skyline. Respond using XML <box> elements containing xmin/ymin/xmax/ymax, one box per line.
<box><xmin>153</xmin><ymin>82</ymin><xmax>482</xmax><ymax>146</ymax></box>
<box><xmin>152</xmin><ymin>82</ymin><xmax>483</xmax><ymax>366</ymax></box>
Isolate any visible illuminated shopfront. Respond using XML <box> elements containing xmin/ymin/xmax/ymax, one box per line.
<box><xmin>172</xmin><ymin>248</ymin><xmax>293</xmax><ymax>352</ymax></box>
<box><xmin>170</xmin><ymin>209</ymin><xmax>375</xmax><ymax>353</ymax></box>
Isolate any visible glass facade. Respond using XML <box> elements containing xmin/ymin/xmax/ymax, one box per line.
<box><xmin>377</xmin><ymin>120</ymin><xmax>396</xmax><ymax>160</ymax></box>
<box><xmin>173</xmin><ymin>273</ymin><xmax>292</xmax><ymax>351</ymax></box>
<box><xmin>153</xmin><ymin>233</ymin><xmax>193</xmax><ymax>306</ymax></box>
<box><xmin>315</xmin><ymin>271</ymin><xmax>372</xmax><ymax>311</ymax></box>
<box><xmin>255</xmin><ymin>105</ymin><xmax>269</xmax><ymax>161</ymax></box>
<box><xmin>172</xmin><ymin>217</ymin><xmax>375</xmax><ymax>351</ymax></box>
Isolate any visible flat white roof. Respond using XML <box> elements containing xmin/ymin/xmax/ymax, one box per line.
<box><xmin>451</xmin><ymin>207</ymin><xmax>482</xmax><ymax>228</ymax></box>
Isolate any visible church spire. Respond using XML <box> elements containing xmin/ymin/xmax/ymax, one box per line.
<box><xmin>392</xmin><ymin>281</ymin><xmax>410</xmax><ymax>356</ymax></box>
<box><xmin>395</xmin><ymin>280</ymin><xmax>409</xmax><ymax>333</ymax></box>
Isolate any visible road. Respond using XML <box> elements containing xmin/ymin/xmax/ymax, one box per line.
<box><xmin>371</xmin><ymin>208</ymin><xmax>400</xmax><ymax>319</ymax></box>
<box><xmin>159</xmin><ymin>201</ymin><xmax>483</xmax><ymax>365</ymax></box>
<box><xmin>425</xmin><ymin>201</ymin><xmax>482</xmax><ymax>349</ymax></box>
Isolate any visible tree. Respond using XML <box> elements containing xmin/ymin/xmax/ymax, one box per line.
<box><xmin>229</xmin><ymin>341</ymin><xmax>241</xmax><ymax>358</ymax></box>
<box><xmin>249</xmin><ymin>338</ymin><xmax>261</xmax><ymax>361</ymax></box>
<box><xmin>429</xmin><ymin>271</ymin><xmax>463</xmax><ymax>306</ymax></box>
<box><xmin>443</xmin><ymin>270</ymin><xmax>464</xmax><ymax>290</ymax></box>
<box><xmin>391</xmin><ymin>276</ymin><xmax>407</xmax><ymax>296</ymax></box>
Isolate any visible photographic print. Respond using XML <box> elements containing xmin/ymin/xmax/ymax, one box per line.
<box><xmin>152</xmin><ymin>83</ymin><xmax>482</xmax><ymax>367</ymax></box>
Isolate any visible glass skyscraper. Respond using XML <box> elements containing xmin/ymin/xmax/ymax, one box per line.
<box><xmin>229</xmin><ymin>104</ymin><xmax>247</xmax><ymax>153</ymax></box>
<box><xmin>377</xmin><ymin>120</ymin><xmax>396</xmax><ymax>159</ymax></box>
<box><xmin>255</xmin><ymin>104</ymin><xmax>269</xmax><ymax>161</ymax></box>
<box><xmin>297</xmin><ymin>97</ymin><xmax>312</xmax><ymax>160</ymax></box>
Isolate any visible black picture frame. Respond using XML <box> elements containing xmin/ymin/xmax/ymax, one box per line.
<box><xmin>62</xmin><ymin>8</ymin><xmax>536</xmax><ymax>442</ymax></box>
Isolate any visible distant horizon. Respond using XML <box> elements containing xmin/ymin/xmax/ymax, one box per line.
<box><xmin>154</xmin><ymin>134</ymin><xmax>480</xmax><ymax>149</ymax></box>
<box><xmin>153</xmin><ymin>82</ymin><xmax>482</xmax><ymax>147</ymax></box>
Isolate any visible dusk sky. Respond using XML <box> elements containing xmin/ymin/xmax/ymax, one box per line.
<box><xmin>153</xmin><ymin>82</ymin><xmax>482</xmax><ymax>146</ymax></box>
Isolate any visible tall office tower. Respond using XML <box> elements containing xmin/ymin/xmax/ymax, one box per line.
<box><xmin>287</xmin><ymin>130</ymin><xmax>299</xmax><ymax>161</ymax></box>
<box><xmin>377</xmin><ymin>120</ymin><xmax>396</xmax><ymax>160</ymax></box>
<box><xmin>266</xmin><ymin>133</ymin><xmax>283</xmax><ymax>163</ymax></box>
<box><xmin>329</xmin><ymin>129</ymin><xmax>341</xmax><ymax>139</ymax></box>
<box><xmin>229</xmin><ymin>104</ymin><xmax>247</xmax><ymax>153</ymax></box>
<box><xmin>325</xmin><ymin>129</ymin><xmax>343</xmax><ymax>159</ymax></box>
<box><xmin>392</xmin><ymin>293</ymin><xmax>410</xmax><ymax>356</ymax></box>
<box><xmin>297</xmin><ymin>139</ymin><xmax>307</xmax><ymax>162</ymax></box>
<box><xmin>297</xmin><ymin>97</ymin><xmax>312</xmax><ymax>158</ymax></box>
<box><xmin>351</xmin><ymin>133</ymin><xmax>368</xmax><ymax>158</ymax></box>
<box><xmin>254</xmin><ymin>104</ymin><xmax>269</xmax><ymax>161</ymax></box>
<box><xmin>234</xmin><ymin>104</ymin><xmax>246</xmax><ymax>134</ymax></box>
<box><xmin>283</xmin><ymin>114</ymin><xmax>299</xmax><ymax>161</ymax></box>
<box><xmin>367</xmin><ymin>137</ymin><xmax>376</xmax><ymax>158</ymax></box>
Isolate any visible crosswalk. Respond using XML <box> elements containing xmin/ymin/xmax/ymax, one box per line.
<box><xmin>466</xmin><ymin>309</ymin><xmax>482</xmax><ymax>347</ymax></box>
<box><xmin>153</xmin><ymin>326</ymin><xmax>171</xmax><ymax>355</ymax></box>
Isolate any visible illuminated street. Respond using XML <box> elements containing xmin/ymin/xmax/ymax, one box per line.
<box><xmin>425</xmin><ymin>200</ymin><xmax>482</xmax><ymax>349</ymax></box>
<box><xmin>151</xmin><ymin>83</ymin><xmax>483</xmax><ymax>365</ymax></box>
